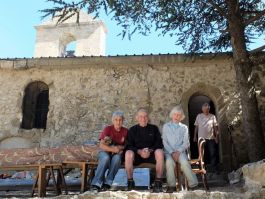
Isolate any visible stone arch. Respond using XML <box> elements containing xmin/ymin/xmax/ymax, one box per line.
<box><xmin>21</xmin><ymin>81</ymin><xmax>49</xmax><ymax>130</ymax></box>
<box><xmin>59</xmin><ymin>33</ymin><xmax>76</xmax><ymax>57</ymax></box>
<box><xmin>181</xmin><ymin>82</ymin><xmax>232</xmax><ymax>171</ymax></box>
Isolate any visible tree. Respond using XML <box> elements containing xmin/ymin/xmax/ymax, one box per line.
<box><xmin>42</xmin><ymin>0</ymin><xmax>265</xmax><ymax>162</ymax></box>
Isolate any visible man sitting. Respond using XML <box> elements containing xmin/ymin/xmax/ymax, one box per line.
<box><xmin>125</xmin><ymin>108</ymin><xmax>164</xmax><ymax>192</ymax></box>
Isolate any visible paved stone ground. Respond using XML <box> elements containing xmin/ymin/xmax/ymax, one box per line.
<box><xmin>0</xmin><ymin>181</ymin><xmax>245</xmax><ymax>199</ymax></box>
<box><xmin>0</xmin><ymin>171</ymin><xmax>252</xmax><ymax>198</ymax></box>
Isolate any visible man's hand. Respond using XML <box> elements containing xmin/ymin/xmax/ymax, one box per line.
<box><xmin>213</xmin><ymin>126</ymin><xmax>219</xmax><ymax>144</ymax></box>
<box><xmin>112</xmin><ymin>146</ymin><xmax>121</xmax><ymax>154</ymax></box>
<box><xmin>171</xmin><ymin>151</ymin><xmax>180</xmax><ymax>162</ymax></box>
<box><xmin>138</xmin><ymin>148</ymin><xmax>150</xmax><ymax>159</ymax></box>
<box><xmin>214</xmin><ymin>136</ymin><xmax>219</xmax><ymax>144</ymax></box>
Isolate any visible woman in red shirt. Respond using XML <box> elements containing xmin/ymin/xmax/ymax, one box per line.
<box><xmin>90</xmin><ymin>111</ymin><xmax>128</xmax><ymax>192</ymax></box>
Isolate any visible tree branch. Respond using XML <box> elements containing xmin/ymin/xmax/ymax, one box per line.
<box><xmin>206</xmin><ymin>0</ymin><xmax>229</xmax><ymax>19</ymax></box>
<box><xmin>243</xmin><ymin>10</ymin><xmax>265</xmax><ymax>14</ymax></box>
<box><xmin>250</xmin><ymin>44</ymin><xmax>265</xmax><ymax>53</ymax></box>
<box><xmin>220</xmin><ymin>28</ymin><xmax>229</xmax><ymax>33</ymax></box>
<box><xmin>235</xmin><ymin>0</ymin><xmax>240</xmax><ymax>13</ymax></box>
<box><xmin>245</xmin><ymin>9</ymin><xmax>265</xmax><ymax>26</ymax></box>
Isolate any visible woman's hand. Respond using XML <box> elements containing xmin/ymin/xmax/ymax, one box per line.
<box><xmin>112</xmin><ymin>146</ymin><xmax>121</xmax><ymax>154</ymax></box>
<box><xmin>171</xmin><ymin>151</ymin><xmax>180</xmax><ymax>162</ymax></box>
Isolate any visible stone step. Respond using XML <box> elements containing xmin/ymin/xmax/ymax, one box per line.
<box><xmin>198</xmin><ymin>172</ymin><xmax>228</xmax><ymax>187</ymax></box>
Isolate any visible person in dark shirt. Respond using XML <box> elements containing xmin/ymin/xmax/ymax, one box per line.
<box><xmin>125</xmin><ymin>108</ymin><xmax>164</xmax><ymax>192</ymax></box>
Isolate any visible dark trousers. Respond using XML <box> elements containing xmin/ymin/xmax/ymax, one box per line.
<box><xmin>204</xmin><ymin>139</ymin><xmax>219</xmax><ymax>172</ymax></box>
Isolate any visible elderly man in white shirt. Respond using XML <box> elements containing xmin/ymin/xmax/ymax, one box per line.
<box><xmin>193</xmin><ymin>102</ymin><xmax>219</xmax><ymax>173</ymax></box>
<box><xmin>162</xmin><ymin>105</ymin><xmax>198</xmax><ymax>192</ymax></box>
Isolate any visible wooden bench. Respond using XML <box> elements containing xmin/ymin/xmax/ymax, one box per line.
<box><xmin>31</xmin><ymin>163</ymin><xmax>68</xmax><ymax>197</ymax></box>
<box><xmin>0</xmin><ymin>161</ymin><xmax>98</xmax><ymax>195</ymax></box>
<box><xmin>1</xmin><ymin>163</ymin><xmax>67</xmax><ymax>197</ymax></box>
<box><xmin>62</xmin><ymin>161</ymin><xmax>98</xmax><ymax>193</ymax></box>
<box><xmin>60</xmin><ymin>161</ymin><xmax>158</xmax><ymax>192</ymax></box>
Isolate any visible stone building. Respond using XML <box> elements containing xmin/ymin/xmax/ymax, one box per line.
<box><xmin>0</xmin><ymin>12</ymin><xmax>264</xmax><ymax>172</ymax></box>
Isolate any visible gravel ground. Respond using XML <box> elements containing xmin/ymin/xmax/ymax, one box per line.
<box><xmin>0</xmin><ymin>182</ymin><xmax>246</xmax><ymax>198</ymax></box>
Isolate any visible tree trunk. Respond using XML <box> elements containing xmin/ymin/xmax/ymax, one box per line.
<box><xmin>227</xmin><ymin>2</ymin><xmax>265</xmax><ymax>162</ymax></box>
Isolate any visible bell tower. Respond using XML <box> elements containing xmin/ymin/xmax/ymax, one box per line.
<box><xmin>34</xmin><ymin>11</ymin><xmax>107</xmax><ymax>57</ymax></box>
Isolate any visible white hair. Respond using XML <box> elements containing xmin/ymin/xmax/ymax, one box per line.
<box><xmin>112</xmin><ymin>110</ymin><xmax>124</xmax><ymax>121</ymax></box>
<box><xmin>136</xmin><ymin>107</ymin><xmax>149</xmax><ymax>116</ymax></box>
<box><xmin>169</xmin><ymin>105</ymin><xmax>185</xmax><ymax>121</ymax></box>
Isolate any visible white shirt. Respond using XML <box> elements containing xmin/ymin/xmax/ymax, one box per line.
<box><xmin>194</xmin><ymin>113</ymin><xmax>218</xmax><ymax>139</ymax></box>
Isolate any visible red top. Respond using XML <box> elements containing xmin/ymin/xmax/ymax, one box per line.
<box><xmin>99</xmin><ymin>125</ymin><xmax>128</xmax><ymax>145</ymax></box>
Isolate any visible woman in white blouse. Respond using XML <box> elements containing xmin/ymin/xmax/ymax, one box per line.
<box><xmin>162</xmin><ymin>105</ymin><xmax>198</xmax><ymax>191</ymax></box>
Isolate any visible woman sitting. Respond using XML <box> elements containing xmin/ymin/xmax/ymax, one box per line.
<box><xmin>162</xmin><ymin>105</ymin><xmax>198</xmax><ymax>192</ymax></box>
<box><xmin>90</xmin><ymin>111</ymin><xmax>128</xmax><ymax>192</ymax></box>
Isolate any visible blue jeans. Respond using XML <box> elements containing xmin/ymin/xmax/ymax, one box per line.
<box><xmin>165</xmin><ymin>153</ymin><xmax>198</xmax><ymax>188</ymax></box>
<box><xmin>91</xmin><ymin>151</ymin><xmax>122</xmax><ymax>187</ymax></box>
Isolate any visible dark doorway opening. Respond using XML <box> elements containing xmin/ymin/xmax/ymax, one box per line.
<box><xmin>21</xmin><ymin>81</ymin><xmax>49</xmax><ymax>129</ymax></box>
<box><xmin>188</xmin><ymin>94</ymin><xmax>215</xmax><ymax>159</ymax></box>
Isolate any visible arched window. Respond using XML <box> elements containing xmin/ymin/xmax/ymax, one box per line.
<box><xmin>59</xmin><ymin>34</ymin><xmax>77</xmax><ymax>57</ymax></box>
<box><xmin>21</xmin><ymin>81</ymin><xmax>49</xmax><ymax>129</ymax></box>
<box><xmin>64</xmin><ymin>40</ymin><xmax>77</xmax><ymax>57</ymax></box>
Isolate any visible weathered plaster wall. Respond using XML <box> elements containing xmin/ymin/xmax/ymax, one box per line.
<box><xmin>0</xmin><ymin>54</ymin><xmax>264</xmax><ymax>169</ymax></box>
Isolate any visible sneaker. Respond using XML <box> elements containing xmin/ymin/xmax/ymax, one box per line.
<box><xmin>189</xmin><ymin>184</ymin><xmax>198</xmax><ymax>191</ymax></box>
<box><xmin>90</xmin><ymin>185</ymin><xmax>100</xmax><ymax>193</ymax></box>
<box><xmin>101</xmin><ymin>183</ymin><xmax>111</xmax><ymax>191</ymax></box>
<box><xmin>153</xmin><ymin>179</ymin><xmax>162</xmax><ymax>193</ymax></box>
<box><xmin>126</xmin><ymin>179</ymin><xmax>135</xmax><ymax>191</ymax></box>
<box><xmin>166</xmin><ymin>187</ymin><xmax>176</xmax><ymax>193</ymax></box>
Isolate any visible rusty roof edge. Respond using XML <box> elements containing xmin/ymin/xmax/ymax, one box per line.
<box><xmin>0</xmin><ymin>53</ymin><xmax>238</xmax><ymax>70</ymax></box>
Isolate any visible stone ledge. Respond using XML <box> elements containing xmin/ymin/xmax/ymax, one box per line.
<box><xmin>0</xmin><ymin>53</ymin><xmax>233</xmax><ymax>70</ymax></box>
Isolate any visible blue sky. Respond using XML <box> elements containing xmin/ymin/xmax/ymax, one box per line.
<box><xmin>0</xmin><ymin>1</ymin><xmax>264</xmax><ymax>58</ymax></box>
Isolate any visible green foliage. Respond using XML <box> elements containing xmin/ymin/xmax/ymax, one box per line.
<box><xmin>41</xmin><ymin>0</ymin><xmax>265</xmax><ymax>52</ymax></box>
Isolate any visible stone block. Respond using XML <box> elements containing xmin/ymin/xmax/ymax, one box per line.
<box><xmin>242</xmin><ymin>159</ymin><xmax>265</xmax><ymax>187</ymax></box>
<box><xmin>14</xmin><ymin>60</ymin><xmax>27</xmax><ymax>69</ymax></box>
<box><xmin>0</xmin><ymin>61</ymin><xmax>13</xmax><ymax>69</ymax></box>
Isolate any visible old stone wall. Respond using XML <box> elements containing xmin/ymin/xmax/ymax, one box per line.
<box><xmin>0</xmin><ymin>54</ymin><xmax>264</xmax><ymax>169</ymax></box>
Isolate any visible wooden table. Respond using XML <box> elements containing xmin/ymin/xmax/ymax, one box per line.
<box><xmin>63</xmin><ymin>161</ymin><xmax>98</xmax><ymax>193</ymax></box>
<box><xmin>1</xmin><ymin>163</ymin><xmax>66</xmax><ymax>197</ymax></box>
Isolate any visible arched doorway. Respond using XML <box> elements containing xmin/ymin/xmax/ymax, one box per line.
<box><xmin>181</xmin><ymin>83</ymin><xmax>232</xmax><ymax>171</ymax></box>
<box><xmin>188</xmin><ymin>94</ymin><xmax>216</xmax><ymax>159</ymax></box>
<box><xmin>21</xmin><ymin>81</ymin><xmax>49</xmax><ymax>129</ymax></box>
